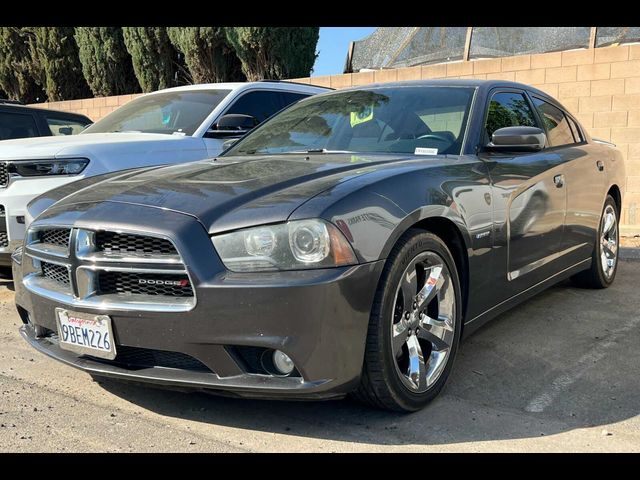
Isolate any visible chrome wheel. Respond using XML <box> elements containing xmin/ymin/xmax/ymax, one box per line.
<box><xmin>391</xmin><ymin>251</ymin><xmax>456</xmax><ymax>393</ymax></box>
<box><xmin>600</xmin><ymin>204</ymin><xmax>618</xmax><ymax>280</ymax></box>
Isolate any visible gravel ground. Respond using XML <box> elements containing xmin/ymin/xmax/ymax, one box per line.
<box><xmin>0</xmin><ymin>262</ymin><xmax>639</xmax><ymax>452</ymax></box>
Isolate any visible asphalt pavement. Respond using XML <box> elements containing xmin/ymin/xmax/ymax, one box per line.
<box><xmin>0</xmin><ymin>261</ymin><xmax>638</xmax><ymax>452</ymax></box>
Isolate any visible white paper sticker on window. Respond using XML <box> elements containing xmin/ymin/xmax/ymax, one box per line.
<box><xmin>414</xmin><ymin>147</ymin><xmax>438</xmax><ymax>155</ymax></box>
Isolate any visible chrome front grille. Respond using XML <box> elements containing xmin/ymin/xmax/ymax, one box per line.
<box><xmin>41</xmin><ymin>262</ymin><xmax>70</xmax><ymax>286</ymax></box>
<box><xmin>39</xmin><ymin>228</ymin><xmax>71</xmax><ymax>248</ymax></box>
<box><xmin>0</xmin><ymin>163</ymin><xmax>8</xmax><ymax>187</ymax></box>
<box><xmin>95</xmin><ymin>231</ymin><xmax>177</xmax><ymax>257</ymax></box>
<box><xmin>22</xmin><ymin>226</ymin><xmax>195</xmax><ymax>312</ymax></box>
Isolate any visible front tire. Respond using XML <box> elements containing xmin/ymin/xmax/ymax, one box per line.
<box><xmin>354</xmin><ymin>229</ymin><xmax>462</xmax><ymax>412</ymax></box>
<box><xmin>571</xmin><ymin>194</ymin><xmax>619</xmax><ymax>289</ymax></box>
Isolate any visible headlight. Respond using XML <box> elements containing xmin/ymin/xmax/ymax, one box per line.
<box><xmin>212</xmin><ymin>219</ymin><xmax>358</xmax><ymax>272</ymax></box>
<box><xmin>9</xmin><ymin>158</ymin><xmax>89</xmax><ymax>177</ymax></box>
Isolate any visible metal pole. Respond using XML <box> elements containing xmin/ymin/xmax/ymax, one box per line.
<box><xmin>463</xmin><ymin>27</ymin><xmax>473</xmax><ymax>61</ymax></box>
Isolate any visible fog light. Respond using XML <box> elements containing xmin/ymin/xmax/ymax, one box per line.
<box><xmin>272</xmin><ymin>350</ymin><xmax>294</xmax><ymax>375</ymax></box>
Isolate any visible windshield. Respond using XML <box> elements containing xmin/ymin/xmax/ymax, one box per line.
<box><xmin>83</xmin><ymin>89</ymin><xmax>231</xmax><ymax>136</ymax></box>
<box><xmin>225</xmin><ymin>86</ymin><xmax>475</xmax><ymax>156</ymax></box>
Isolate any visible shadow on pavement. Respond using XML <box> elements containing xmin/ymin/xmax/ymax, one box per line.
<box><xmin>96</xmin><ymin>263</ymin><xmax>640</xmax><ymax>446</ymax></box>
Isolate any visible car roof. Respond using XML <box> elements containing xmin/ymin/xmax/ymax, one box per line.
<box><xmin>337</xmin><ymin>78</ymin><xmax>551</xmax><ymax>97</ymax></box>
<box><xmin>146</xmin><ymin>80</ymin><xmax>331</xmax><ymax>96</ymax></box>
<box><xmin>0</xmin><ymin>101</ymin><xmax>92</xmax><ymax>121</ymax></box>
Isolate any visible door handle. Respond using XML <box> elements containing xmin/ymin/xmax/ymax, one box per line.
<box><xmin>597</xmin><ymin>160</ymin><xmax>605</xmax><ymax>172</ymax></box>
<box><xmin>554</xmin><ymin>174</ymin><xmax>565</xmax><ymax>188</ymax></box>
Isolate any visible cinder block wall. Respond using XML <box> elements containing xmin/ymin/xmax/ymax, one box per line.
<box><xmin>32</xmin><ymin>44</ymin><xmax>640</xmax><ymax>229</ymax></box>
<box><xmin>33</xmin><ymin>93</ymin><xmax>144</xmax><ymax>123</ymax></box>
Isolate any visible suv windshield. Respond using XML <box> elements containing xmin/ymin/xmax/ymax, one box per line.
<box><xmin>225</xmin><ymin>86</ymin><xmax>475</xmax><ymax>156</ymax></box>
<box><xmin>83</xmin><ymin>89</ymin><xmax>231</xmax><ymax>136</ymax></box>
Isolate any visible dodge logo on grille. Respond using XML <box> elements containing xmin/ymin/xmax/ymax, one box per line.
<box><xmin>138</xmin><ymin>279</ymin><xmax>189</xmax><ymax>287</ymax></box>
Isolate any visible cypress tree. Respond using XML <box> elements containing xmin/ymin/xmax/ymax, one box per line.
<box><xmin>75</xmin><ymin>27</ymin><xmax>140</xmax><ymax>96</ymax></box>
<box><xmin>167</xmin><ymin>27</ymin><xmax>244</xmax><ymax>83</ymax></box>
<box><xmin>123</xmin><ymin>27</ymin><xmax>184</xmax><ymax>92</ymax></box>
<box><xmin>225</xmin><ymin>27</ymin><xmax>319</xmax><ymax>81</ymax></box>
<box><xmin>0</xmin><ymin>27</ymin><xmax>47</xmax><ymax>103</ymax></box>
<box><xmin>30</xmin><ymin>27</ymin><xmax>91</xmax><ymax>101</ymax></box>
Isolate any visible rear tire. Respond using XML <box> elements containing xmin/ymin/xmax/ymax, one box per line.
<box><xmin>354</xmin><ymin>229</ymin><xmax>462</xmax><ymax>412</ymax></box>
<box><xmin>571</xmin><ymin>194</ymin><xmax>619</xmax><ymax>289</ymax></box>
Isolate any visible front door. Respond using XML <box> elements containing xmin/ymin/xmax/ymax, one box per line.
<box><xmin>480</xmin><ymin>89</ymin><xmax>568</xmax><ymax>301</ymax></box>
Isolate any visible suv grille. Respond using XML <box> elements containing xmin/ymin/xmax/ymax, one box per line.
<box><xmin>39</xmin><ymin>228</ymin><xmax>71</xmax><ymax>248</ymax></box>
<box><xmin>96</xmin><ymin>231</ymin><xmax>177</xmax><ymax>257</ymax></box>
<box><xmin>98</xmin><ymin>271</ymin><xmax>193</xmax><ymax>298</ymax></box>
<box><xmin>41</xmin><ymin>262</ymin><xmax>70</xmax><ymax>285</ymax></box>
<box><xmin>0</xmin><ymin>163</ymin><xmax>8</xmax><ymax>187</ymax></box>
<box><xmin>0</xmin><ymin>205</ymin><xmax>6</xmax><ymax>248</ymax></box>
<box><xmin>0</xmin><ymin>232</ymin><xmax>7</xmax><ymax>248</ymax></box>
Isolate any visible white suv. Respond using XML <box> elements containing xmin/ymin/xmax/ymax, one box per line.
<box><xmin>0</xmin><ymin>81</ymin><xmax>330</xmax><ymax>264</ymax></box>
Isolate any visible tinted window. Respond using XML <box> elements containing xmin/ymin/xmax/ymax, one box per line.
<box><xmin>532</xmin><ymin>97</ymin><xmax>575</xmax><ymax>146</ymax></box>
<box><xmin>84</xmin><ymin>90</ymin><xmax>231</xmax><ymax>136</ymax></box>
<box><xmin>485</xmin><ymin>92</ymin><xmax>537</xmax><ymax>141</ymax></box>
<box><xmin>224</xmin><ymin>90</ymin><xmax>285</xmax><ymax>123</ymax></box>
<box><xmin>226</xmin><ymin>86</ymin><xmax>475</xmax><ymax>156</ymax></box>
<box><xmin>280</xmin><ymin>92</ymin><xmax>310</xmax><ymax>109</ymax></box>
<box><xmin>45</xmin><ymin>114</ymin><xmax>89</xmax><ymax>136</ymax></box>
<box><xmin>0</xmin><ymin>112</ymin><xmax>39</xmax><ymax>140</ymax></box>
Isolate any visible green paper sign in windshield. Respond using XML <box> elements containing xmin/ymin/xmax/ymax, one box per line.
<box><xmin>350</xmin><ymin>104</ymin><xmax>374</xmax><ymax>127</ymax></box>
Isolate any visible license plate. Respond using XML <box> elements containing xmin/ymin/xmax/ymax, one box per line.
<box><xmin>55</xmin><ymin>308</ymin><xmax>117</xmax><ymax>360</ymax></box>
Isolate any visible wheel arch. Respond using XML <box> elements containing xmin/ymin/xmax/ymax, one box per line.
<box><xmin>607</xmin><ymin>184</ymin><xmax>622</xmax><ymax>216</ymax></box>
<box><xmin>381</xmin><ymin>213</ymin><xmax>471</xmax><ymax>323</ymax></box>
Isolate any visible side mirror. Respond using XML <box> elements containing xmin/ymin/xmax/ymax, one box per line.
<box><xmin>206</xmin><ymin>114</ymin><xmax>258</xmax><ymax>138</ymax></box>
<box><xmin>486</xmin><ymin>126</ymin><xmax>546</xmax><ymax>152</ymax></box>
<box><xmin>58</xmin><ymin>127</ymin><xmax>74</xmax><ymax>136</ymax></box>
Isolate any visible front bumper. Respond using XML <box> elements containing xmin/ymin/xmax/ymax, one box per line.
<box><xmin>14</xmin><ymin>203</ymin><xmax>384</xmax><ymax>399</ymax></box>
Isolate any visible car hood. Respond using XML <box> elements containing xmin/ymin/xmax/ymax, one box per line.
<box><xmin>47</xmin><ymin>153</ymin><xmax>418</xmax><ymax>233</ymax></box>
<box><xmin>0</xmin><ymin>132</ymin><xmax>202</xmax><ymax>160</ymax></box>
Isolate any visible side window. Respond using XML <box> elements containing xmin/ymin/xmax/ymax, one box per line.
<box><xmin>485</xmin><ymin>92</ymin><xmax>537</xmax><ymax>142</ymax></box>
<box><xmin>532</xmin><ymin>97</ymin><xmax>576</xmax><ymax>147</ymax></box>
<box><xmin>0</xmin><ymin>112</ymin><xmax>39</xmax><ymax>140</ymax></box>
<box><xmin>279</xmin><ymin>92</ymin><xmax>310</xmax><ymax>110</ymax></box>
<box><xmin>45</xmin><ymin>114</ymin><xmax>89</xmax><ymax>136</ymax></box>
<box><xmin>566</xmin><ymin>115</ymin><xmax>583</xmax><ymax>143</ymax></box>
<box><xmin>224</xmin><ymin>91</ymin><xmax>285</xmax><ymax>124</ymax></box>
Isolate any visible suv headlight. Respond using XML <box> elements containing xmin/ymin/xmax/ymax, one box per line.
<box><xmin>9</xmin><ymin>158</ymin><xmax>89</xmax><ymax>177</ymax></box>
<box><xmin>212</xmin><ymin>219</ymin><xmax>358</xmax><ymax>272</ymax></box>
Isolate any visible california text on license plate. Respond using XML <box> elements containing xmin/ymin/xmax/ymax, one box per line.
<box><xmin>55</xmin><ymin>308</ymin><xmax>117</xmax><ymax>360</ymax></box>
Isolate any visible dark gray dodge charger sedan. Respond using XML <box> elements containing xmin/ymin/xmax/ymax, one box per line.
<box><xmin>13</xmin><ymin>80</ymin><xmax>625</xmax><ymax>412</ymax></box>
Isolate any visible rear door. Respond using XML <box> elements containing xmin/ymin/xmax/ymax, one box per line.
<box><xmin>530</xmin><ymin>95</ymin><xmax>606</xmax><ymax>266</ymax></box>
<box><xmin>480</xmin><ymin>88</ymin><xmax>568</xmax><ymax>299</ymax></box>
